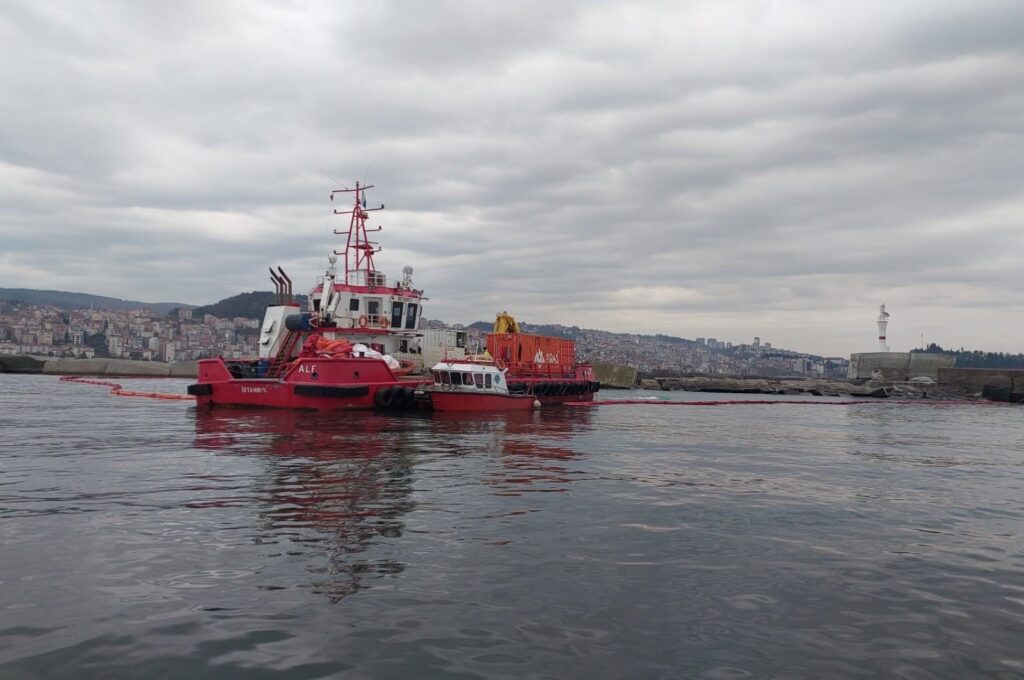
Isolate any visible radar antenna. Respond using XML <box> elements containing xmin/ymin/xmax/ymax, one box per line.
<box><xmin>329</xmin><ymin>181</ymin><xmax>385</xmax><ymax>283</ymax></box>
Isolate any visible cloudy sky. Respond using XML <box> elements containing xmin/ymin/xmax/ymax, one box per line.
<box><xmin>2</xmin><ymin>1</ymin><xmax>1022</xmax><ymax>356</ymax></box>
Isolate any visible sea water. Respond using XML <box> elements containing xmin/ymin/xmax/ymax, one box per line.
<box><xmin>2</xmin><ymin>374</ymin><xmax>1023</xmax><ymax>678</ymax></box>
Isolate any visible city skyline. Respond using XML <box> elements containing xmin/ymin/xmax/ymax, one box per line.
<box><xmin>0</xmin><ymin>298</ymin><xmax>849</xmax><ymax>379</ymax></box>
<box><xmin>0</xmin><ymin>287</ymin><xmax>969</xmax><ymax>361</ymax></box>
<box><xmin>3</xmin><ymin>2</ymin><xmax>1022</xmax><ymax>357</ymax></box>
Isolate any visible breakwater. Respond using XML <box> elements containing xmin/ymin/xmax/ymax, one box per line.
<box><xmin>0</xmin><ymin>355</ymin><xmax>197</xmax><ymax>378</ymax></box>
<box><xmin>591</xmin><ymin>361</ymin><xmax>638</xmax><ymax>388</ymax></box>
<box><xmin>639</xmin><ymin>375</ymin><xmax>967</xmax><ymax>400</ymax></box>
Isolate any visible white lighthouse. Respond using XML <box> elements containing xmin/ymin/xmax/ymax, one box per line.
<box><xmin>877</xmin><ymin>304</ymin><xmax>890</xmax><ymax>352</ymax></box>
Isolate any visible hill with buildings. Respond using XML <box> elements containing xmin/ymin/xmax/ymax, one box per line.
<box><xmin>0</xmin><ymin>288</ymin><xmax>189</xmax><ymax>316</ymax></box>
<box><xmin>0</xmin><ymin>288</ymin><xmax>844</xmax><ymax>376</ymax></box>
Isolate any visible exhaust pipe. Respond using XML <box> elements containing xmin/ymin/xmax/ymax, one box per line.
<box><xmin>277</xmin><ymin>267</ymin><xmax>292</xmax><ymax>300</ymax></box>
<box><xmin>268</xmin><ymin>268</ymin><xmax>284</xmax><ymax>304</ymax></box>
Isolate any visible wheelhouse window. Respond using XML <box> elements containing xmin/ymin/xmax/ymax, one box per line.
<box><xmin>451</xmin><ymin>372</ymin><xmax>462</xmax><ymax>386</ymax></box>
<box><xmin>366</xmin><ymin>298</ymin><xmax>381</xmax><ymax>323</ymax></box>
<box><xmin>391</xmin><ymin>301</ymin><xmax>404</xmax><ymax>329</ymax></box>
<box><xmin>474</xmin><ymin>374</ymin><xmax>484</xmax><ymax>388</ymax></box>
<box><xmin>405</xmin><ymin>303</ymin><xmax>418</xmax><ymax>329</ymax></box>
<box><xmin>485</xmin><ymin>374</ymin><xmax>492</xmax><ymax>388</ymax></box>
<box><xmin>349</xmin><ymin>298</ymin><xmax>360</xmax><ymax>311</ymax></box>
<box><xmin>456</xmin><ymin>332</ymin><xmax>467</xmax><ymax>349</ymax></box>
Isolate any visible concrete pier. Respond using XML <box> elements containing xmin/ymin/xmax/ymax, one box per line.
<box><xmin>0</xmin><ymin>355</ymin><xmax>198</xmax><ymax>378</ymax></box>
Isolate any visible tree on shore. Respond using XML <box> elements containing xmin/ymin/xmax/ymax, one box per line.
<box><xmin>912</xmin><ymin>343</ymin><xmax>1024</xmax><ymax>369</ymax></box>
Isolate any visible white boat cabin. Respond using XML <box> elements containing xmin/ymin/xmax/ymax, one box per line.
<box><xmin>429</xmin><ymin>362</ymin><xmax>509</xmax><ymax>395</ymax></box>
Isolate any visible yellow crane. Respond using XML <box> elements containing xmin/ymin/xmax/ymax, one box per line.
<box><xmin>492</xmin><ymin>311</ymin><xmax>522</xmax><ymax>334</ymax></box>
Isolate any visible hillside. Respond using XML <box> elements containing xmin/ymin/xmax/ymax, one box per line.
<box><xmin>190</xmin><ymin>291</ymin><xmax>309</xmax><ymax>320</ymax></box>
<box><xmin>468</xmin><ymin>320</ymin><xmax>697</xmax><ymax>346</ymax></box>
<box><xmin>0</xmin><ymin>288</ymin><xmax>190</xmax><ymax>316</ymax></box>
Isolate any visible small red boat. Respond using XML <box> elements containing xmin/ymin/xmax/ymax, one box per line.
<box><xmin>425</xmin><ymin>360</ymin><xmax>539</xmax><ymax>411</ymax></box>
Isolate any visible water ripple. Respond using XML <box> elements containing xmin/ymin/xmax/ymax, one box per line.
<box><xmin>2</xmin><ymin>377</ymin><xmax>1024</xmax><ymax>677</ymax></box>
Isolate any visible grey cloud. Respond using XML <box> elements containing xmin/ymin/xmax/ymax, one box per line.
<box><xmin>1</xmin><ymin>0</ymin><xmax>1023</xmax><ymax>355</ymax></box>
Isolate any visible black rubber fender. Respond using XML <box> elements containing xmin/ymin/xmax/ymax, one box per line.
<box><xmin>401</xmin><ymin>386</ymin><xmax>416</xmax><ymax>409</ymax></box>
<box><xmin>375</xmin><ymin>386</ymin><xmax>393</xmax><ymax>408</ymax></box>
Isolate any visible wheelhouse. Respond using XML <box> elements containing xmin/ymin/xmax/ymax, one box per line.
<box><xmin>429</xmin><ymin>362</ymin><xmax>509</xmax><ymax>395</ymax></box>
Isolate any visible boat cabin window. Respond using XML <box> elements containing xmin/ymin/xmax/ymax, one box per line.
<box><xmin>474</xmin><ymin>373</ymin><xmax>484</xmax><ymax>388</ymax></box>
<box><xmin>456</xmin><ymin>332</ymin><xmax>467</xmax><ymax>349</ymax></box>
<box><xmin>349</xmin><ymin>298</ymin><xmax>359</xmax><ymax>312</ymax></box>
<box><xmin>485</xmin><ymin>374</ymin><xmax>492</xmax><ymax>388</ymax></box>
<box><xmin>450</xmin><ymin>372</ymin><xmax>462</xmax><ymax>386</ymax></box>
<box><xmin>391</xmin><ymin>301</ymin><xmax>404</xmax><ymax>329</ymax></box>
<box><xmin>405</xmin><ymin>303</ymin><xmax>418</xmax><ymax>330</ymax></box>
<box><xmin>366</xmin><ymin>298</ymin><xmax>381</xmax><ymax>323</ymax></box>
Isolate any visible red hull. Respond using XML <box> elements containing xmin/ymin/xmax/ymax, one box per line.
<box><xmin>428</xmin><ymin>391</ymin><xmax>536</xmax><ymax>412</ymax></box>
<box><xmin>190</xmin><ymin>356</ymin><xmax>426</xmax><ymax>411</ymax></box>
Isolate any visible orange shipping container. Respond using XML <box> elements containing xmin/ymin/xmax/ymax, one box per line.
<box><xmin>487</xmin><ymin>333</ymin><xmax>575</xmax><ymax>367</ymax></box>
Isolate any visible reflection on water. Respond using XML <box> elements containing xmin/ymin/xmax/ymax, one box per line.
<box><xmin>194</xmin><ymin>410</ymin><xmax>415</xmax><ymax>602</ymax></box>
<box><xmin>192</xmin><ymin>408</ymin><xmax>594</xmax><ymax>602</ymax></box>
<box><xmin>5</xmin><ymin>377</ymin><xmax>1024</xmax><ymax>678</ymax></box>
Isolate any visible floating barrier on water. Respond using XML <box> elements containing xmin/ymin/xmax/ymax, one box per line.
<box><xmin>566</xmin><ymin>398</ymin><xmax>990</xmax><ymax>407</ymax></box>
<box><xmin>59</xmin><ymin>376</ymin><xmax>192</xmax><ymax>401</ymax></box>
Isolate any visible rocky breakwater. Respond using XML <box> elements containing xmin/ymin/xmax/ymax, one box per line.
<box><xmin>641</xmin><ymin>376</ymin><xmax>966</xmax><ymax>400</ymax></box>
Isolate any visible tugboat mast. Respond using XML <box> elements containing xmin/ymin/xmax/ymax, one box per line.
<box><xmin>330</xmin><ymin>182</ymin><xmax>385</xmax><ymax>283</ymax></box>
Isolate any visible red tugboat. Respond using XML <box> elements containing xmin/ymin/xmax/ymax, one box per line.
<box><xmin>189</xmin><ymin>182</ymin><xmax>430</xmax><ymax>410</ymax></box>
<box><xmin>188</xmin><ymin>184</ymin><xmax>600</xmax><ymax>411</ymax></box>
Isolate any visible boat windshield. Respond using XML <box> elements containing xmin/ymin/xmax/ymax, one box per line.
<box><xmin>433</xmin><ymin>368</ymin><xmax>502</xmax><ymax>389</ymax></box>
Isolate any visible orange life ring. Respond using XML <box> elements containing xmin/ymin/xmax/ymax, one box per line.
<box><xmin>357</xmin><ymin>314</ymin><xmax>369</xmax><ymax>328</ymax></box>
<box><xmin>379</xmin><ymin>317</ymin><xmax>390</xmax><ymax>329</ymax></box>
